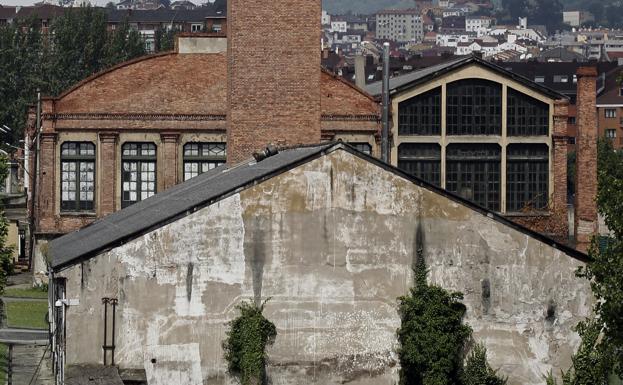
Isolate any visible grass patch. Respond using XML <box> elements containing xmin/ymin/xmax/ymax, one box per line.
<box><xmin>6</xmin><ymin>301</ymin><xmax>48</xmax><ymax>329</ymax></box>
<box><xmin>4</xmin><ymin>287</ymin><xmax>48</xmax><ymax>299</ymax></box>
<box><xmin>0</xmin><ymin>343</ymin><xmax>6</xmax><ymax>384</ymax></box>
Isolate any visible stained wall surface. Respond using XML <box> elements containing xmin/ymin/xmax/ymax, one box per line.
<box><xmin>57</xmin><ymin>149</ymin><xmax>591</xmax><ymax>385</ymax></box>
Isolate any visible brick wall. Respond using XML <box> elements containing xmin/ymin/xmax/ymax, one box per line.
<box><xmin>574</xmin><ymin>67</ymin><xmax>598</xmax><ymax>251</ymax></box>
<box><xmin>98</xmin><ymin>132</ymin><xmax>118</xmax><ymax>217</ymax></box>
<box><xmin>227</xmin><ymin>0</ymin><xmax>322</xmax><ymax>163</ymax></box>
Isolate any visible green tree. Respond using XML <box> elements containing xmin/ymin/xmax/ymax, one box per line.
<box><xmin>104</xmin><ymin>19</ymin><xmax>146</xmax><ymax>67</ymax></box>
<box><xmin>222</xmin><ymin>300</ymin><xmax>277</xmax><ymax>385</ymax></box>
<box><xmin>154</xmin><ymin>28</ymin><xmax>176</xmax><ymax>53</ymax></box>
<box><xmin>0</xmin><ymin>154</ymin><xmax>14</xmax><ymax>293</ymax></box>
<box><xmin>575</xmin><ymin>138</ymin><xmax>623</xmax><ymax>379</ymax></box>
<box><xmin>397</xmin><ymin>226</ymin><xmax>472</xmax><ymax>385</ymax></box>
<box><xmin>462</xmin><ymin>344</ymin><xmax>507</xmax><ymax>385</ymax></box>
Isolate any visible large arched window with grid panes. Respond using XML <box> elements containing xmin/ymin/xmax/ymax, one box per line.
<box><xmin>398</xmin><ymin>87</ymin><xmax>441</xmax><ymax>135</ymax></box>
<box><xmin>446</xmin><ymin>144</ymin><xmax>501</xmax><ymax>211</ymax></box>
<box><xmin>446</xmin><ymin>79</ymin><xmax>502</xmax><ymax>135</ymax></box>
<box><xmin>506</xmin><ymin>144</ymin><xmax>549</xmax><ymax>212</ymax></box>
<box><xmin>61</xmin><ymin>142</ymin><xmax>95</xmax><ymax>211</ymax></box>
<box><xmin>397</xmin><ymin>143</ymin><xmax>441</xmax><ymax>186</ymax></box>
<box><xmin>507</xmin><ymin>88</ymin><xmax>549</xmax><ymax>136</ymax></box>
<box><xmin>121</xmin><ymin>143</ymin><xmax>156</xmax><ymax>208</ymax></box>
<box><xmin>183</xmin><ymin>142</ymin><xmax>226</xmax><ymax>181</ymax></box>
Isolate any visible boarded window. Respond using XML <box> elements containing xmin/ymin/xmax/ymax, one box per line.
<box><xmin>398</xmin><ymin>87</ymin><xmax>442</xmax><ymax>136</ymax></box>
<box><xmin>507</xmin><ymin>88</ymin><xmax>549</xmax><ymax>136</ymax></box>
<box><xmin>398</xmin><ymin>143</ymin><xmax>441</xmax><ymax>186</ymax></box>
<box><xmin>506</xmin><ymin>144</ymin><xmax>549</xmax><ymax>212</ymax></box>
<box><xmin>447</xmin><ymin>79</ymin><xmax>502</xmax><ymax>135</ymax></box>
<box><xmin>446</xmin><ymin>144</ymin><xmax>500</xmax><ymax>211</ymax></box>
<box><xmin>61</xmin><ymin>142</ymin><xmax>95</xmax><ymax>211</ymax></box>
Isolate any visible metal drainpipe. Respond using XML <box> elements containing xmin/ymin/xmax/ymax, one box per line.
<box><xmin>29</xmin><ymin>90</ymin><xmax>41</xmax><ymax>271</ymax></box>
<box><xmin>381</xmin><ymin>42</ymin><xmax>390</xmax><ymax>163</ymax></box>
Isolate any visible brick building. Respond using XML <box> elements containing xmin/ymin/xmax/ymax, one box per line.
<box><xmin>27</xmin><ymin>32</ymin><xmax>380</xmax><ymax>280</ymax></box>
<box><xmin>597</xmin><ymin>66</ymin><xmax>623</xmax><ymax>148</ymax></box>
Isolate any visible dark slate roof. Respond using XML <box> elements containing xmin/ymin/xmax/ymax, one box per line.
<box><xmin>596</xmin><ymin>67</ymin><xmax>623</xmax><ymax>106</ymax></box>
<box><xmin>50</xmin><ymin>142</ymin><xmax>588</xmax><ymax>270</ymax></box>
<box><xmin>365</xmin><ymin>55</ymin><xmax>566</xmax><ymax>99</ymax></box>
<box><xmin>50</xmin><ymin>143</ymin><xmax>336</xmax><ymax>269</ymax></box>
<box><xmin>106</xmin><ymin>7</ymin><xmax>224</xmax><ymax>23</ymax></box>
<box><xmin>14</xmin><ymin>4</ymin><xmax>64</xmax><ymax>20</ymax></box>
<box><xmin>0</xmin><ymin>6</ymin><xmax>17</xmax><ymax>20</ymax></box>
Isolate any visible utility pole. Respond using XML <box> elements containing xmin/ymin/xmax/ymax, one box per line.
<box><xmin>381</xmin><ymin>42</ymin><xmax>390</xmax><ymax>163</ymax></box>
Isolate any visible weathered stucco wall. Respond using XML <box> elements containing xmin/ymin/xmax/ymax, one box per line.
<box><xmin>58</xmin><ymin>149</ymin><xmax>591</xmax><ymax>385</ymax></box>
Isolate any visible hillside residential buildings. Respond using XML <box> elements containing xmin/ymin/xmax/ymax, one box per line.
<box><xmin>376</xmin><ymin>9</ymin><xmax>424</xmax><ymax>43</ymax></box>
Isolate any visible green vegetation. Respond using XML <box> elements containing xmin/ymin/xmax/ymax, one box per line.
<box><xmin>571</xmin><ymin>138</ymin><xmax>623</xmax><ymax>381</ymax></box>
<box><xmin>0</xmin><ymin>6</ymin><xmax>146</xmax><ymax>142</ymax></box>
<box><xmin>0</xmin><ymin>343</ymin><xmax>6</xmax><ymax>384</ymax></box>
<box><xmin>462</xmin><ymin>344</ymin><xmax>507</xmax><ymax>385</ymax></box>
<box><xmin>6</xmin><ymin>301</ymin><xmax>48</xmax><ymax>329</ymax></box>
<box><xmin>4</xmin><ymin>287</ymin><xmax>48</xmax><ymax>300</ymax></box>
<box><xmin>0</xmin><ymin>155</ymin><xmax>14</xmax><ymax>294</ymax></box>
<box><xmin>222</xmin><ymin>300</ymin><xmax>277</xmax><ymax>385</ymax></box>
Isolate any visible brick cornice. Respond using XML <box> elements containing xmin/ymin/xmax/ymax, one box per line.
<box><xmin>321</xmin><ymin>114</ymin><xmax>380</xmax><ymax>122</ymax></box>
<box><xmin>43</xmin><ymin>113</ymin><xmax>227</xmax><ymax>122</ymax></box>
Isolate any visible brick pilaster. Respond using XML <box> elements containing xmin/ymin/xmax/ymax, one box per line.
<box><xmin>98</xmin><ymin>132</ymin><xmax>118</xmax><ymax>217</ymax></box>
<box><xmin>161</xmin><ymin>132</ymin><xmax>180</xmax><ymax>190</ymax></box>
<box><xmin>574</xmin><ymin>67</ymin><xmax>598</xmax><ymax>251</ymax></box>
<box><xmin>552</xmin><ymin>99</ymin><xmax>569</xmax><ymax>239</ymax></box>
<box><xmin>37</xmin><ymin>133</ymin><xmax>57</xmax><ymax>232</ymax></box>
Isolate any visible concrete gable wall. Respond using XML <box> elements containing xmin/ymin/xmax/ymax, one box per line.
<box><xmin>58</xmin><ymin>149</ymin><xmax>591</xmax><ymax>385</ymax></box>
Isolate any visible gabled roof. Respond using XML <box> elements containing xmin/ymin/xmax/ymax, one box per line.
<box><xmin>365</xmin><ymin>55</ymin><xmax>567</xmax><ymax>99</ymax></box>
<box><xmin>0</xmin><ymin>6</ymin><xmax>17</xmax><ymax>19</ymax></box>
<box><xmin>49</xmin><ymin>142</ymin><xmax>588</xmax><ymax>271</ymax></box>
<box><xmin>106</xmin><ymin>7</ymin><xmax>224</xmax><ymax>23</ymax></box>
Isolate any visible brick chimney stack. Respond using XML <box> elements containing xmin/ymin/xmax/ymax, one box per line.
<box><xmin>574</xmin><ymin>66</ymin><xmax>598</xmax><ymax>251</ymax></box>
<box><xmin>226</xmin><ymin>0</ymin><xmax>322</xmax><ymax>164</ymax></box>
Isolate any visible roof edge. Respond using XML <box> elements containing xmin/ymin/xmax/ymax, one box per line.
<box><xmin>321</xmin><ymin>67</ymin><xmax>379</xmax><ymax>104</ymax></box>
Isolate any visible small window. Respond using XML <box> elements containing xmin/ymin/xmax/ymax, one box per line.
<box><xmin>122</xmin><ymin>143</ymin><xmax>157</xmax><ymax>208</ymax></box>
<box><xmin>398</xmin><ymin>143</ymin><xmax>441</xmax><ymax>186</ymax></box>
<box><xmin>534</xmin><ymin>76</ymin><xmax>545</xmax><ymax>83</ymax></box>
<box><xmin>568</xmin><ymin>116</ymin><xmax>576</xmax><ymax>125</ymax></box>
<box><xmin>553</xmin><ymin>75</ymin><xmax>568</xmax><ymax>83</ymax></box>
<box><xmin>568</xmin><ymin>137</ymin><xmax>576</xmax><ymax>145</ymax></box>
<box><xmin>61</xmin><ymin>142</ymin><xmax>95</xmax><ymax>212</ymax></box>
<box><xmin>605</xmin><ymin>109</ymin><xmax>617</xmax><ymax>118</ymax></box>
<box><xmin>348</xmin><ymin>142</ymin><xmax>372</xmax><ymax>155</ymax></box>
<box><xmin>183</xmin><ymin>142</ymin><xmax>226</xmax><ymax>181</ymax></box>
<box><xmin>619</xmin><ymin>85</ymin><xmax>623</xmax><ymax>97</ymax></box>
<box><xmin>191</xmin><ymin>23</ymin><xmax>203</xmax><ymax>32</ymax></box>
<box><xmin>606</xmin><ymin>129</ymin><xmax>616</xmax><ymax>138</ymax></box>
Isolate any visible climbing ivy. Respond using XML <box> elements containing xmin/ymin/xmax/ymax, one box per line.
<box><xmin>462</xmin><ymin>343</ymin><xmax>507</xmax><ymax>385</ymax></box>
<box><xmin>222</xmin><ymin>300</ymin><xmax>277</xmax><ymax>385</ymax></box>
<box><xmin>396</xmin><ymin>227</ymin><xmax>472</xmax><ymax>385</ymax></box>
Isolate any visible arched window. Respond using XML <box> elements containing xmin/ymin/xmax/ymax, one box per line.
<box><xmin>183</xmin><ymin>142</ymin><xmax>226</xmax><ymax>181</ymax></box>
<box><xmin>398</xmin><ymin>87</ymin><xmax>442</xmax><ymax>136</ymax></box>
<box><xmin>507</xmin><ymin>88</ymin><xmax>549</xmax><ymax>136</ymax></box>
<box><xmin>507</xmin><ymin>144</ymin><xmax>549</xmax><ymax>212</ymax></box>
<box><xmin>122</xmin><ymin>143</ymin><xmax>156</xmax><ymax>208</ymax></box>
<box><xmin>446</xmin><ymin>79</ymin><xmax>502</xmax><ymax>135</ymax></box>
<box><xmin>61</xmin><ymin>142</ymin><xmax>95</xmax><ymax>211</ymax></box>
<box><xmin>398</xmin><ymin>143</ymin><xmax>441</xmax><ymax>186</ymax></box>
<box><xmin>446</xmin><ymin>144</ymin><xmax>501</xmax><ymax>211</ymax></box>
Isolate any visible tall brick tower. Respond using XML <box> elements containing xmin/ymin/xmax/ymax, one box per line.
<box><xmin>574</xmin><ymin>66</ymin><xmax>598</xmax><ymax>251</ymax></box>
<box><xmin>227</xmin><ymin>0</ymin><xmax>322</xmax><ymax>164</ymax></box>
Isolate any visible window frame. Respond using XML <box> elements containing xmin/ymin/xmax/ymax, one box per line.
<box><xmin>446</xmin><ymin>79</ymin><xmax>502</xmax><ymax>136</ymax></box>
<box><xmin>398</xmin><ymin>87</ymin><xmax>442</xmax><ymax>136</ymax></box>
<box><xmin>605</xmin><ymin>108</ymin><xmax>617</xmax><ymax>119</ymax></box>
<box><xmin>398</xmin><ymin>143</ymin><xmax>442</xmax><ymax>186</ymax></box>
<box><xmin>507</xmin><ymin>87</ymin><xmax>550</xmax><ymax>136</ymax></box>
<box><xmin>183</xmin><ymin>142</ymin><xmax>227</xmax><ymax>181</ymax></box>
<box><xmin>121</xmin><ymin>142</ymin><xmax>157</xmax><ymax>208</ymax></box>
<box><xmin>506</xmin><ymin>144</ymin><xmax>549</xmax><ymax>212</ymax></box>
<box><xmin>60</xmin><ymin>142</ymin><xmax>96</xmax><ymax>212</ymax></box>
<box><xmin>446</xmin><ymin>144</ymin><xmax>501</xmax><ymax>211</ymax></box>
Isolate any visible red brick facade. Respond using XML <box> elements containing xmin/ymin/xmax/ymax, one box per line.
<box><xmin>227</xmin><ymin>0</ymin><xmax>322</xmax><ymax>163</ymax></box>
<box><xmin>28</xmin><ymin>40</ymin><xmax>380</xmax><ymax>237</ymax></box>
<box><xmin>574</xmin><ymin>67</ymin><xmax>598</xmax><ymax>251</ymax></box>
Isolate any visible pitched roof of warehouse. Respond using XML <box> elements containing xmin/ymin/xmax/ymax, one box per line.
<box><xmin>49</xmin><ymin>142</ymin><xmax>588</xmax><ymax>271</ymax></box>
<box><xmin>365</xmin><ymin>55</ymin><xmax>567</xmax><ymax>99</ymax></box>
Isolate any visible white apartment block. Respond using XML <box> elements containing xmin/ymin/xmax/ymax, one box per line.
<box><xmin>330</xmin><ymin>20</ymin><xmax>347</xmax><ymax>33</ymax></box>
<box><xmin>322</xmin><ymin>10</ymin><xmax>331</xmax><ymax>25</ymax></box>
<box><xmin>465</xmin><ymin>16</ymin><xmax>493</xmax><ymax>32</ymax></box>
<box><xmin>376</xmin><ymin>9</ymin><xmax>424</xmax><ymax>43</ymax></box>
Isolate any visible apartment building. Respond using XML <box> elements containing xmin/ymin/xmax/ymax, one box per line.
<box><xmin>376</xmin><ymin>9</ymin><xmax>424</xmax><ymax>43</ymax></box>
